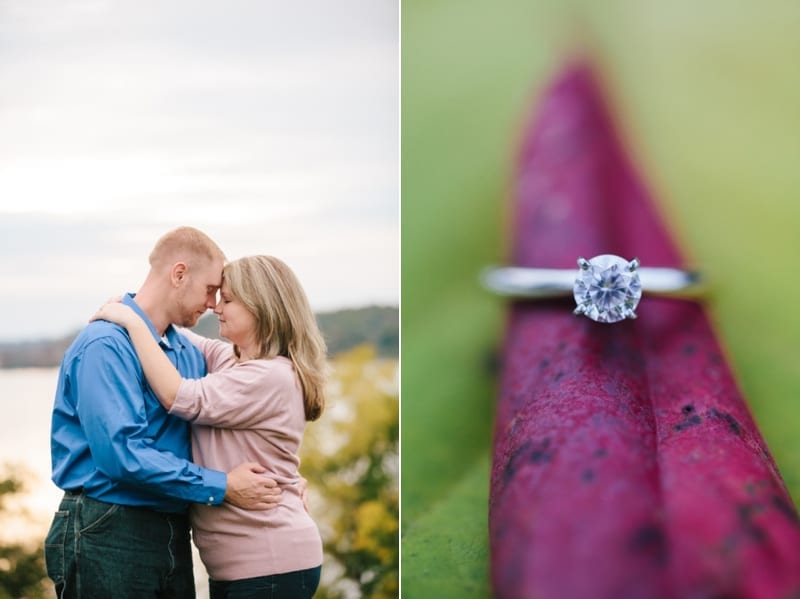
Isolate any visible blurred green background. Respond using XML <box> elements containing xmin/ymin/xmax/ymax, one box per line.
<box><xmin>401</xmin><ymin>1</ymin><xmax>800</xmax><ymax>596</ymax></box>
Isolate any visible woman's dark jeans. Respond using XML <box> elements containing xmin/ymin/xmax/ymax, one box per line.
<box><xmin>44</xmin><ymin>491</ymin><xmax>195</xmax><ymax>598</ymax></box>
<box><xmin>209</xmin><ymin>566</ymin><xmax>322</xmax><ymax>599</ymax></box>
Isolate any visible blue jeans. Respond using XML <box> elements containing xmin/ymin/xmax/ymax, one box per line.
<box><xmin>209</xmin><ymin>566</ymin><xmax>322</xmax><ymax>599</ymax></box>
<box><xmin>44</xmin><ymin>491</ymin><xmax>195</xmax><ymax>598</ymax></box>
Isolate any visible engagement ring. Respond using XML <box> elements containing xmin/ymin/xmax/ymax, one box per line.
<box><xmin>481</xmin><ymin>254</ymin><xmax>704</xmax><ymax>323</ymax></box>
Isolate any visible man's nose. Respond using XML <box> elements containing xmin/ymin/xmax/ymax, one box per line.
<box><xmin>207</xmin><ymin>295</ymin><xmax>218</xmax><ymax>309</ymax></box>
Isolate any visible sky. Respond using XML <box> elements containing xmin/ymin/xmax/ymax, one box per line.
<box><xmin>0</xmin><ymin>0</ymin><xmax>398</xmax><ymax>342</ymax></box>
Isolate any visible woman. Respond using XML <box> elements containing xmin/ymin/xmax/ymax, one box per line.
<box><xmin>93</xmin><ymin>255</ymin><xmax>326</xmax><ymax>599</ymax></box>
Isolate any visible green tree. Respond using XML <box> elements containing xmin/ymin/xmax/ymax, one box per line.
<box><xmin>0</xmin><ymin>470</ymin><xmax>50</xmax><ymax>599</ymax></box>
<box><xmin>301</xmin><ymin>345</ymin><xmax>399</xmax><ymax>598</ymax></box>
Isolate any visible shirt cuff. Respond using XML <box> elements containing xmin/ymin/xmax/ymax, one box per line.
<box><xmin>201</xmin><ymin>467</ymin><xmax>227</xmax><ymax>506</ymax></box>
<box><xmin>170</xmin><ymin>379</ymin><xmax>200</xmax><ymax>420</ymax></box>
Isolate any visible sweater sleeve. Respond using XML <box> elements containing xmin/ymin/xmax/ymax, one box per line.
<box><xmin>179</xmin><ymin>328</ymin><xmax>236</xmax><ymax>373</ymax></box>
<box><xmin>171</xmin><ymin>360</ymin><xmax>296</xmax><ymax>429</ymax></box>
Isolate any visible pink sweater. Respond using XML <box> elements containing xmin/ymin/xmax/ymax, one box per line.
<box><xmin>171</xmin><ymin>329</ymin><xmax>322</xmax><ymax>581</ymax></box>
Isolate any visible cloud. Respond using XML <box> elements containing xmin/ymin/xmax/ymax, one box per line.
<box><xmin>0</xmin><ymin>0</ymin><xmax>398</xmax><ymax>341</ymax></box>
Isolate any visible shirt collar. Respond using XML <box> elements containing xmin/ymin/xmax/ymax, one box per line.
<box><xmin>122</xmin><ymin>293</ymin><xmax>187</xmax><ymax>350</ymax></box>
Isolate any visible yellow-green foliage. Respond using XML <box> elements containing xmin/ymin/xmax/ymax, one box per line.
<box><xmin>300</xmin><ymin>345</ymin><xmax>399</xmax><ymax>599</ymax></box>
<box><xmin>0</xmin><ymin>468</ymin><xmax>50</xmax><ymax>599</ymax></box>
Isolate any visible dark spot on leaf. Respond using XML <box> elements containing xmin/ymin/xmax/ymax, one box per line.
<box><xmin>529</xmin><ymin>438</ymin><xmax>554</xmax><ymax>464</ymax></box>
<box><xmin>681</xmin><ymin>404</ymin><xmax>695</xmax><ymax>415</ymax></box>
<box><xmin>483</xmin><ymin>348</ymin><xmax>502</xmax><ymax>376</ymax></box>
<box><xmin>708</xmin><ymin>352</ymin><xmax>723</xmax><ymax>366</ymax></box>
<box><xmin>503</xmin><ymin>438</ymin><xmax>554</xmax><ymax>485</ymax></box>
<box><xmin>748</xmin><ymin>525</ymin><xmax>767</xmax><ymax>543</ymax></box>
<box><xmin>682</xmin><ymin>344</ymin><xmax>697</xmax><ymax>356</ymax></box>
<box><xmin>737</xmin><ymin>502</ymin><xmax>767</xmax><ymax>542</ymax></box>
<box><xmin>628</xmin><ymin>523</ymin><xmax>668</xmax><ymax>566</ymax></box>
<box><xmin>593</xmin><ymin>448</ymin><xmax>607</xmax><ymax>458</ymax></box>
<box><xmin>581</xmin><ymin>469</ymin><xmax>595</xmax><ymax>482</ymax></box>
<box><xmin>554</xmin><ymin>370</ymin><xmax>565</xmax><ymax>382</ymax></box>
<box><xmin>771</xmin><ymin>495</ymin><xmax>800</xmax><ymax>526</ymax></box>
<box><xmin>709</xmin><ymin>409</ymin><xmax>742</xmax><ymax>437</ymax></box>
<box><xmin>539</xmin><ymin>358</ymin><xmax>550</xmax><ymax>369</ymax></box>
<box><xmin>673</xmin><ymin>413</ymin><xmax>702</xmax><ymax>432</ymax></box>
<box><xmin>738</xmin><ymin>503</ymin><xmax>756</xmax><ymax>519</ymax></box>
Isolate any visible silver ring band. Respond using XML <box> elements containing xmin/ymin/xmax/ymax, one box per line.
<box><xmin>481</xmin><ymin>266</ymin><xmax>705</xmax><ymax>299</ymax></box>
<box><xmin>481</xmin><ymin>254</ymin><xmax>705</xmax><ymax>323</ymax></box>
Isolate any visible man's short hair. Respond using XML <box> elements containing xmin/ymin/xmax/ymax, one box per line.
<box><xmin>149</xmin><ymin>226</ymin><xmax>226</xmax><ymax>268</ymax></box>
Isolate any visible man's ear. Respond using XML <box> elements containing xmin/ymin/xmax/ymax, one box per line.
<box><xmin>171</xmin><ymin>262</ymin><xmax>188</xmax><ymax>287</ymax></box>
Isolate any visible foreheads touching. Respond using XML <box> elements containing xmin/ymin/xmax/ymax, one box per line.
<box><xmin>221</xmin><ymin>255</ymin><xmax>316</xmax><ymax>358</ymax></box>
<box><xmin>150</xmin><ymin>227</ymin><xmax>225</xmax><ymax>285</ymax></box>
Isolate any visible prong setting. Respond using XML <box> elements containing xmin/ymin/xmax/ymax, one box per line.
<box><xmin>573</xmin><ymin>254</ymin><xmax>643</xmax><ymax>323</ymax></box>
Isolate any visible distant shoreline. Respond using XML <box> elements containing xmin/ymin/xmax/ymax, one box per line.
<box><xmin>0</xmin><ymin>305</ymin><xmax>398</xmax><ymax>368</ymax></box>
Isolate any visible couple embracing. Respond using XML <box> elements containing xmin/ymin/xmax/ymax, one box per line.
<box><xmin>45</xmin><ymin>226</ymin><xmax>326</xmax><ymax>598</ymax></box>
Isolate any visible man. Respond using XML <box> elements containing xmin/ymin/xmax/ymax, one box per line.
<box><xmin>44</xmin><ymin>227</ymin><xmax>280</xmax><ymax>598</ymax></box>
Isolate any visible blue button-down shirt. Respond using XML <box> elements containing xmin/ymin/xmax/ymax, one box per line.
<box><xmin>50</xmin><ymin>294</ymin><xmax>226</xmax><ymax>513</ymax></box>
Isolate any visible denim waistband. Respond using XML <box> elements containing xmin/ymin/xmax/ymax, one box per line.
<box><xmin>60</xmin><ymin>490</ymin><xmax>189</xmax><ymax>520</ymax></box>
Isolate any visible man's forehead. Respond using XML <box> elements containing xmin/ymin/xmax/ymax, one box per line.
<box><xmin>209</xmin><ymin>268</ymin><xmax>223</xmax><ymax>287</ymax></box>
<box><xmin>196</xmin><ymin>259</ymin><xmax>224</xmax><ymax>285</ymax></box>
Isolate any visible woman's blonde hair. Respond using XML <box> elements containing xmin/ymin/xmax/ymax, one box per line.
<box><xmin>223</xmin><ymin>255</ymin><xmax>327</xmax><ymax>421</ymax></box>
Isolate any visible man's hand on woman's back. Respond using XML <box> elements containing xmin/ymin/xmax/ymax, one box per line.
<box><xmin>225</xmin><ymin>462</ymin><xmax>282</xmax><ymax>509</ymax></box>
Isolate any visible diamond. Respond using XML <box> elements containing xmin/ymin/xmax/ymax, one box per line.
<box><xmin>573</xmin><ymin>254</ymin><xmax>642</xmax><ymax>323</ymax></box>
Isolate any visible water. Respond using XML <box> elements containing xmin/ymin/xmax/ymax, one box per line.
<box><xmin>0</xmin><ymin>367</ymin><xmax>210</xmax><ymax>597</ymax></box>
<box><xmin>0</xmin><ymin>368</ymin><xmax>62</xmax><ymax>536</ymax></box>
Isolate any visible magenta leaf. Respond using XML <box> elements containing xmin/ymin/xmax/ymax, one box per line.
<box><xmin>490</xmin><ymin>62</ymin><xmax>800</xmax><ymax>599</ymax></box>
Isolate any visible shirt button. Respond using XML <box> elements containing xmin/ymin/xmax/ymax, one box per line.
<box><xmin>208</xmin><ymin>496</ymin><xmax>214</xmax><ymax>503</ymax></box>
